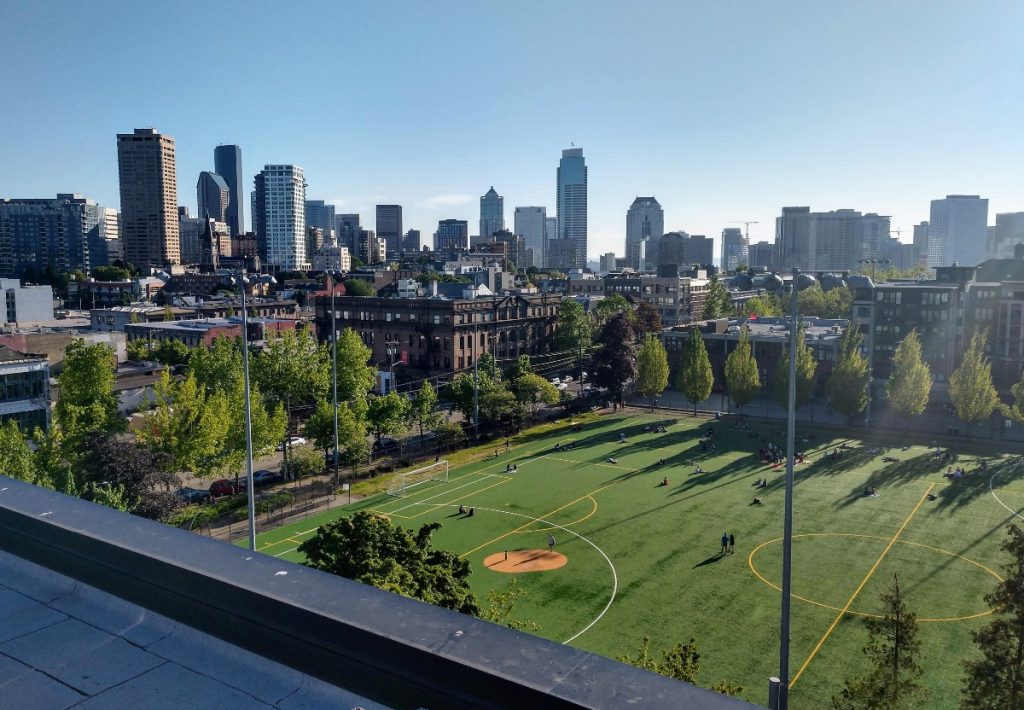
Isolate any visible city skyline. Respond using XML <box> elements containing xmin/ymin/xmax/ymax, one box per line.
<box><xmin>1</xmin><ymin>2</ymin><xmax>1021</xmax><ymax>260</ymax></box>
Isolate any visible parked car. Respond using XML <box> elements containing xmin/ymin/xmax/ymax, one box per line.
<box><xmin>175</xmin><ymin>487</ymin><xmax>210</xmax><ymax>504</ymax></box>
<box><xmin>557</xmin><ymin>383</ymin><xmax>569</xmax><ymax>391</ymax></box>
<box><xmin>276</xmin><ymin>436</ymin><xmax>307</xmax><ymax>452</ymax></box>
<box><xmin>252</xmin><ymin>470</ymin><xmax>284</xmax><ymax>487</ymax></box>
<box><xmin>563</xmin><ymin>375</ymin><xmax>573</xmax><ymax>383</ymax></box>
<box><xmin>209</xmin><ymin>479</ymin><xmax>241</xmax><ymax>497</ymax></box>
<box><xmin>551</xmin><ymin>377</ymin><xmax>561</xmax><ymax>384</ymax></box>
<box><xmin>372</xmin><ymin>437</ymin><xmax>400</xmax><ymax>452</ymax></box>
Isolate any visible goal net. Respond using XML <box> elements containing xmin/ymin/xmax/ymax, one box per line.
<box><xmin>386</xmin><ymin>460</ymin><xmax>449</xmax><ymax>497</ymax></box>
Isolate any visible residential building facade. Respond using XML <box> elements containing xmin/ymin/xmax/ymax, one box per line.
<box><xmin>0</xmin><ymin>194</ymin><xmax>111</xmax><ymax>277</ymax></box>
<box><xmin>253</xmin><ymin>165</ymin><xmax>307</xmax><ymax>270</ymax></box>
<box><xmin>117</xmin><ymin>128</ymin><xmax>180</xmax><ymax>267</ymax></box>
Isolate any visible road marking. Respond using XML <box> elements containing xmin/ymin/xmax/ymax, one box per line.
<box><xmin>790</xmin><ymin>483</ymin><xmax>935</xmax><ymax>689</ymax></box>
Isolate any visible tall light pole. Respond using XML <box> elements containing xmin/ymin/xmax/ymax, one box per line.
<box><xmin>473</xmin><ymin>324</ymin><xmax>480</xmax><ymax>440</ymax></box>
<box><xmin>330</xmin><ymin>274</ymin><xmax>340</xmax><ymax>491</ymax></box>
<box><xmin>238</xmin><ymin>272</ymin><xmax>257</xmax><ymax>552</ymax></box>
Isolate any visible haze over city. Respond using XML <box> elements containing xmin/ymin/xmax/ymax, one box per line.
<box><xmin>2</xmin><ymin>0</ymin><xmax>1021</xmax><ymax>258</ymax></box>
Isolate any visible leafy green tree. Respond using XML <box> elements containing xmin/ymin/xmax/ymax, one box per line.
<box><xmin>333</xmin><ymin>327</ymin><xmax>377</xmax><ymax>404</ymax></box>
<box><xmin>79</xmin><ymin>435</ymin><xmax>180</xmax><ymax>521</ymax></box>
<box><xmin>724</xmin><ymin>325</ymin><xmax>760</xmax><ymax>413</ymax></box>
<box><xmin>513</xmin><ymin>373</ymin><xmax>560</xmax><ymax>415</ymax></box>
<box><xmin>481</xmin><ymin>578</ymin><xmax>538</xmax><ymax>631</ymax></box>
<box><xmin>555</xmin><ymin>300</ymin><xmax>592</xmax><ymax>377</ymax></box>
<box><xmin>797</xmin><ymin>284</ymin><xmax>853</xmax><ymax>320</ymax></box>
<box><xmin>299</xmin><ymin>511</ymin><xmax>480</xmax><ymax>614</ymax></box>
<box><xmin>188</xmin><ymin>336</ymin><xmax>242</xmax><ymax>394</ymax></box>
<box><xmin>152</xmin><ymin>339</ymin><xmax>191</xmax><ymax>366</ymax></box>
<box><xmin>702</xmin><ymin>275</ymin><xmax>733</xmax><ymax>319</ymax></box>
<box><xmin>740</xmin><ymin>295</ymin><xmax>782</xmax><ymax>317</ymax></box>
<box><xmin>220</xmin><ymin>378</ymin><xmax>288</xmax><ymax>477</ymax></box>
<box><xmin>409</xmin><ymin>381</ymin><xmax>442</xmax><ymax>440</ymax></box>
<box><xmin>126</xmin><ymin>338</ymin><xmax>152</xmax><ymax>361</ymax></box>
<box><xmin>676</xmin><ymin>327</ymin><xmax>713</xmax><ymax>414</ymax></box>
<box><xmin>91</xmin><ymin>265</ymin><xmax>131</xmax><ymax>281</ymax></box>
<box><xmin>1001</xmin><ymin>370</ymin><xmax>1024</xmax><ymax>424</ymax></box>
<box><xmin>591</xmin><ymin>293</ymin><xmax>629</xmax><ymax>330</ymax></box>
<box><xmin>591</xmin><ymin>312</ymin><xmax>637</xmax><ymax>403</ymax></box>
<box><xmin>633</xmin><ymin>300</ymin><xmax>663</xmax><ymax>341</ymax></box>
<box><xmin>833</xmin><ymin>575</ymin><xmax>925</xmax><ymax>709</ymax></box>
<box><xmin>343</xmin><ymin>278</ymin><xmax>375</xmax><ymax>296</ymax></box>
<box><xmin>949</xmin><ymin>330</ymin><xmax>999</xmax><ymax>427</ymax></box>
<box><xmin>827</xmin><ymin>324</ymin><xmax>869</xmax><ymax>423</ymax></box>
<box><xmin>479</xmin><ymin>386</ymin><xmax>523</xmax><ymax>432</ymax></box>
<box><xmin>885</xmin><ymin>330</ymin><xmax>932</xmax><ymax>419</ymax></box>
<box><xmin>435</xmin><ymin>421</ymin><xmax>466</xmax><ymax>451</ymax></box>
<box><xmin>251</xmin><ymin>329</ymin><xmax>331</xmax><ymax>407</ymax></box>
<box><xmin>775</xmin><ymin>324</ymin><xmax>818</xmax><ymax>410</ymax></box>
<box><xmin>289</xmin><ymin>444</ymin><xmax>324</xmax><ymax>481</ymax></box>
<box><xmin>0</xmin><ymin>420</ymin><xmax>41</xmax><ymax>485</ymax></box>
<box><xmin>367</xmin><ymin>392</ymin><xmax>410</xmax><ymax>445</ymax></box>
<box><xmin>55</xmin><ymin>340</ymin><xmax>121</xmax><ymax>451</ymax></box>
<box><xmin>636</xmin><ymin>334</ymin><xmax>669</xmax><ymax>409</ymax></box>
<box><xmin>618</xmin><ymin>637</ymin><xmax>744</xmax><ymax>698</ymax></box>
<box><xmin>444</xmin><ymin>372</ymin><xmax>478</xmax><ymax>422</ymax></box>
<box><xmin>505</xmin><ymin>354</ymin><xmax>533</xmax><ymax>384</ymax></box>
<box><xmin>138</xmin><ymin>371</ymin><xmax>231</xmax><ymax>478</ymax></box>
<box><xmin>962</xmin><ymin>524</ymin><xmax>1024</xmax><ymax>710</ymax></box>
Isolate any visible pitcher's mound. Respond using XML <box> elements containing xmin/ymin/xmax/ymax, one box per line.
<box><xmin>485</xmin><ymin>549</ymin><xmax>568</xmax><ymax>573</ymax></box>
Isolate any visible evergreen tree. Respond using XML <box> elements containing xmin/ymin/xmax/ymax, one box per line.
<box><xmin>775</xmin><ymin>324</ymin><xmax>818</xmax><ymax>410</ymax></box>
<box><xmin>962</xmin><ymin>524</ymin><xmax>1024</xmax><ymax>710</ymax></box>
<box><xmin>833</xmin><ymin>575</ymin><xmax>925</xmax><ymax>709</ymax></box>
<box><xmin>949</xmin><ymin>330</ymin><xmax>999</xmax><ymax>427</ymax></box>
<box><xmin>724</xmin><ymin>325</ymin><xmax>760</xmax><ymax>413</ymax></box>
<box><xmin>702</xmin><ymin>275</ymin><xmax>733</xmax><ymax>319</ymax></box>
<box><xmin>676</xmin><ymin>326</ymin><xmax>713</xmax><ymax>414</ymax></box>
<box><xmin>885</xmin><ymin>330</ymin><xmax>932</xmax><ymax>419</ymax></box>
<box><xmin>635</xmin><ymin>334</ymin><xmax>670</xmax><ymax>409</ymax></box>
<box><xmin>827</xmin><ymin>323</ymin><xmax>870</xmax><ymax>423</ymax></box>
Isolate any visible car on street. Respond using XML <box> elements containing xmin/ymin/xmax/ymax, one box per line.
<box><xmin>209</xmin><ymin>479</ymin><xmax>241</xmax><ymax>497</ymax></box>
<box><xmin>564</xmin><ymin>375</ymin><xmax>573</xmax><ymax>382</ymax></box>
<box><xmin>175</xmin><ymin>487</ymin><xmax>210</xmax><ymax>504</ymax></box>
<box><xmin>551</xmin><ymin>377</ymin><xmax>560</xmax><ymax>384</ymax></box>
<box><xmin>276</xmin><ymin>436</ymin><xmax>307</xmax><ymax>451</ymax></box>
<box><xmin>253</xmin><ymin>470</ymin><xmax>284</xmax><ymax>487</ymax></box>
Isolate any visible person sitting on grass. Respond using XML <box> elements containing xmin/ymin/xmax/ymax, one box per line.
<box><xmin>467</xmin><ymin>507</ymin><xmax>475</xmax><ymax>517</ymax></box>
<box><xmin>753</xmin><ymin>497</ymin><xmax>764</xmax><ymax>505</ymax></box>
<box><xmin>607</xmin><ymin>457</ymin><xmax>618</xmax><ymax>464</ymax></box>
<box><xmin>694</xmin><ymin>464</ymin><xmax>705</xmax><ymax>474</ymax></box>
<box><xmin>458</xmin><ymin>505</ymin><xmax>467</xmax><ymax>514</ymax></box>
<box><xmin>660</xmin><ymin>477</ymin><xmax>669</xmax><ymax>487</ymax></box>
<box><xmin>657</xmin><ymin>458</ymin><xmax>666</xmax><ymax>466</ymax></box>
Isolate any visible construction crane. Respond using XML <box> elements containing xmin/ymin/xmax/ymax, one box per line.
<box><xmin>890</xmin><ymin>228</ymin><xmax>903</xmax><ymax>238</ymax></box>
<box><xmin>731</xmin><ymin>221</ymin><xmax>759</xmax><ymax>242</ymax></box>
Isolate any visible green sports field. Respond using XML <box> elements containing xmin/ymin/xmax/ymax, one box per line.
<box><xmin>252</xmin><ymin>412</ymin><xmax>1024</xmax><ymax>708</ymax></box>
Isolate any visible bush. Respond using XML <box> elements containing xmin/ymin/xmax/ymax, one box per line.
<box><xmin>290</xmin><ymin>445</ymin><xmax>325</xmax><ymax>480</ymax></box>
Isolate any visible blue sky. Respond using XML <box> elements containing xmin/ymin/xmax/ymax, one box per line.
<box><xmin>1</xmin><ymin>1</ymin><xmax>1021</xmax><ymax>259</ymax></box>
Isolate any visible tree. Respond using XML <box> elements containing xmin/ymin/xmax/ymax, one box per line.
<box><xmin>289</xmin><ymin>444</ymin><xmax>324</xmax><ymax>481</ymax></box>
<box><xmin>334</xmin><ymin>327</ymin><xmax>376</xmax><ymax>403</ymax></box>
<box><xmin>218</xmin><ymin>378</ymin><xmax>287</xmax><ymax>479</ymax></box>
<box><xmin>251</xmin><ymin>329</ymin><xmax>331</xmax><ymax>407</ymax></box>
<box><xmin>740</xmin><ymin>295</ymin><xmax>782</xmax><ymax>318</ymax></box>
<box><xmin>618</xmin><ymin>637</ymin><xmax>744</xmax><ymax>698</ymax></box>
<box><xmin>55</xmin><ymin>340</ymin><xmax>121</xmax><ymax>452</ymax></box>
<box><xmin>91</xmin><ymin>265</ymin><xmax>131</xmax><ymax>282</ymax></box>
<box><xmin>444</xmin><ymin>373</ymin><xmax>478</xmax><ymax>423</ymax></box>
<box><xmin>635</xmin><ymin>334</ymin><xmax>669</xmax><ymax>409</ymax></box>
<box><xmin>188</xmin><ymin>336</ymin><xmax>242</xmax><ymax>394</ymax></box>
<box><xmin>885</xmin><ymin>330</ymin><xmax>932</xmax><ymax>419</ymax></box>
<box><xmin>775</xmin><ymin>325</ymin><xmax>818</xmax><ymax>411</ymax></box>
<box><xmin>676</xmin><ymin>327</ymin><xmax>713</xmax><ymax>414</ymax></box>
<box><xmin>343</xmin><ymin>278</ymin><xmax>375</xmax><ymax>297</ymax></box>
<box><xmin>126</xmin><ymin>338</ymin><xmax>152</xmax><ymax>361</ymax></box>
<box><xmin>78</xmin><ymin>434</ymin><xmax>180</xmax><ymax>521</ymax></box>
<box><xmin>513</xmin><ymin>373</ymin><xmax>560</xmax><ymax>414</ymax></box>
<box><xmin>633</xmin><ymin>300</ymin><xmax>663</xmax><ymax>341</ymax></box>
<box><xmin>591</xmin><ymin>294</ymin><xmax>629</xmax><ymax>329</ymax></box>
<box><xmin>0</xmin><ymin>420</ymin><xmax>41</xmax><ymax>486</ymax></box>
<box><xmin>505</xmin><ymin>354</ymin><xmax>533</xmax><ymax>385</ymax></box>
<box><xmin>299</xmin><ymin>511</ymin><xmax>479</xmax><ymax>614</ymax></box>
<box><xmin>367</xmin><ymin>392</ymin><xmax>410</xmax><ymax>445</ymax></box>
<box><xmin>833</xmin><ymin>575</ymin><xmax>925</xmax><ymax>709</ymax></box>
<box><xmin>409</xmin><ymin>381</ymin><xmax>442</xmax><ymax>440</ymax></box>
<box><xmin>435</xmin><ymin>421</ymin><xmax>466</xmax><ymax>451</ymax></box>
<box><xmin>724</xmin><ymin>325</ymin><xmax>760</xmax><ymax>413</ymax></box>
<box><xmin>152</xmin><ymin>339</ymin><xmax>191</xmax><ymax>366</ymax></box>
<box><xmin>481</xmin><ymin>578</ymin><xmax>538</xmax><ymax>631</ymax></box>
<box><xmin>591</xmin><ymin>312</ymin><xmax>637</xmax><ymax>403</ymax></box>
<box><xmin>1001</xmin><ymin>370</ymin><xmax>1024</xmax><ymax>424</ymax></box>
<box><xmin>702</xmin><ymin>275</ymin><xmax>732</xmax><ymax>319</ymax></box>
<box><xmin>555</xmin><ymin>300</ymin><xmax>592</xmax><ymax>377</ymax></box>
<box><xmin>827</xmin><ymin>323</ymin><xmax>869</xmax><ymax>423</ymax></box>
<box><xmin>949</xmin><ymin>330</ymin><xmax>999</xmax><ymax>427</ymax></box>
<box><xmin>478</xmin><ymin>386</ymin><xmax>522</xmax><ymax>433</ymax></box>
<box><xmin>962</xmin><ymin>525</ymin><xmax>1024</xmax><ymax>709</ymax></box>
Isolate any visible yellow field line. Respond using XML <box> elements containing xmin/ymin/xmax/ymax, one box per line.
<box><xmin>521</xmin><ymin>494</ymin><xmax>600</xmax><ymax>533</ymax></box>
<box><xmin>790</xmin><ymin>483</ymin><xmax>935</xmax><ymax>688</ymax></box>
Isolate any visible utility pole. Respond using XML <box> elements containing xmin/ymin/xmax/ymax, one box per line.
<box><xmin>239</xmin><ymin>271</ymin><xmax>257</xmax><ymax>552</ymax></box>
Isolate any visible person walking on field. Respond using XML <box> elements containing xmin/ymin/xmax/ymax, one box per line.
<box><xmin>721</xmin><ymin>532</ymin><xmax>729</xmax><ymax>555</ymax></box>
<box><xmin>729</xmin><ymin>533</ymin><xmax>736</xmax><ymax>555</ymax></box>
<box><xmin>548</xmin><ymin>533</ymin><xmax>556</xmax><ymax>553</ymax></box>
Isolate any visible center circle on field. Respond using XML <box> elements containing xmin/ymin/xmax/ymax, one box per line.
<box><xmin>748</xmin><ymin>533</ymin><xmax>1002</xmax><ymax>622</ymax></box>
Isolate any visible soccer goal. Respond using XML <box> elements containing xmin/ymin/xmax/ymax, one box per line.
<box><xmin>386</xmin><ymin>460</ymin><xmax>449</xmax><ymax>497</ymax></box>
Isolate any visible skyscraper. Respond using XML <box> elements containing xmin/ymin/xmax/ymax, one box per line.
<box><xmin>434</xmin><ymin>219</ymin><xmax>468</xmax><ymax>252</ymax></box>
<box><xmin>335</xmin><ymin>214</ymin><xmax>360</xmax><ymax>253</ymax></box>
<box><xmin>748</xmin><ymin>241</ymin><xmax>775</xmax><ymax>270</ymax></box>
<box><xmin>403</xmin><ymin>229</ymin><xmax>421</xmax><ymax>253</ymax></box>
<box><xmin>252</xmin><ymin>165</ymin><xmax>307</xmax><ymax>270</ymax></box>
<box><xmin>557</xmin><ymin>147</ymin><xmax>587</xmax><ymax>269</ymax></box>
<box><xmin>514</xmin><ymin>207</ymin><xmax>546</xmax><ymax>268</ymax></box>
<box><xmin>991</xmin><ymin>213</ymin><xmax>1024</xmax><ymax>259</ymax></box>
<box><xmin>197</xmin><ymin>171</ymin><xmax>230</xmax><ymax>223</ymax></box>
<box><xmin>774</xmin><ymin>206</ymin><xmax>810</xmax><ymax>271</ymax></box>
<box><xmin>305</xmin><ymin>200</ymin><xmax>336</xmax><ymax>240</ymax></box>
<box><xmin>117</xmin><ymin>128</ymin><xmax>179</xmax><ymax>267</ymax></box>
<box><xmin>912</xmin><ymin>221</ymin><xmax>930</xmax><ymax>266</ymax></box>
<box><xmin>213</xmin><ymin>144</ymin><xmax>244</xmax><ymax>236</ymax></box>
<box><xmin>720</xmin><ymin>227</ymin><xmax>747</xmax><ymax>270</ymax></box>
<box><xmin>376</xmin><ymin>205</ymin><xmax>403</xmax><ymax>258</ymax></box>
<box><xmin>625</xmin><ymin>197</ymin><xmax>664</xmax><ymax>270</ymax></box>
<box><xmin>927</xmin><ymin>195</ymin><xmax>989</xmax><ymax>267</ymax></box>
<box><xmin>544</xmin><ymin>217</ymin><xmax>557</xmax><ymax>267</ymax></box>
<box><xmin>480</xmin><ymin>187</ymin><xmax>504</xmax><ymax>239</ymax></box>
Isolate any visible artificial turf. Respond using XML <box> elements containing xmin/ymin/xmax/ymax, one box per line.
<box><xmin>251</xmin><ymin>411</ymin><xmax>1024</xmax><ymax>708</ymax></box>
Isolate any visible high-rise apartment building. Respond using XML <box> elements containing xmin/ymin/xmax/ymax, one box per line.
<box><xmin>775</xmin><ymin>206</ymin><xmax>892</xmax><ymax>271</ymax></box>
<box><xmin>625</xmin><ymin>197</ymin><xmax>664</xmax><ymax>270</ymax></box>
<box><xmin>514</xmin><ymin>207</ymin><xmax>546</xmax><ymax>268</ymax></box>
<box><xmin>117</xmin><ymin>128</ymin><xmax>179</xmax><ymax>267</ymax></box>
<box><xmin>480</xmin><ymin>187</ymin><xmax>504</xmax><ymax>239</ymax></box>
<box><xmin>557</xmin><ymin>147</ymin><xmax>587</xmax><ymax>269</ymax></box>
<box><xmin>197</xmin><ymin>172</ymin><xmax>230</xmax><ymax>223</ymax></box>
<box><xmin>435</xmin><ymin>219</ymin><xmax>468</xmax><ymax>252</ymax></box>
<box><xmin>912</xmin><ymin>222</ymin><xmax>930</xmax><ymax>266</ymax></box>
<box><xmin>720</xmin><ymin>227</ymin><xmax>748</xmax><ymax>271</ymax></box>
<box><xmin>100</xmin><ymin>207</ymin><xmax>121</xmax><ymax>263</ymax></box>
<box><xmin>0</xmin><ymin>194</ymin><xmax>111</xmax><ymax>277</ymax></box>
<box><xmin>748</xmin><ymin>241</ymin><xmax>774</xmax><ymax>270</ymax></box>
<box><xmin>252</xmin><ymin>165</ymin><xmax>307</xmax><ymax>270</ymax></box>
<box><xmin>335</xmin><ymin>214</ymin><xmax>360</xmax><ymax>253</ymax></box>
<box><xmin>213</xmin><ymin>145</ymin><xmax>244</xmax><ymax>236</ymax></box>
<box><xmin>928</xmin><ymin>195</ymin><xmax>989</xmax><ymax>267</ymax></box>
<box><xmin>774</xmin><ymin>206</ymin><xmax>810</xmax><ymax>270</ymax></box>
<box><xmin>305</xmin><ymin>200</ymin><xmax>336</xmax><ymax>241</ymax></box>
<box><xmin>375</xmin><ymin>205</ymin><xmax>403</xmax><ymax>258</ymax></box>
